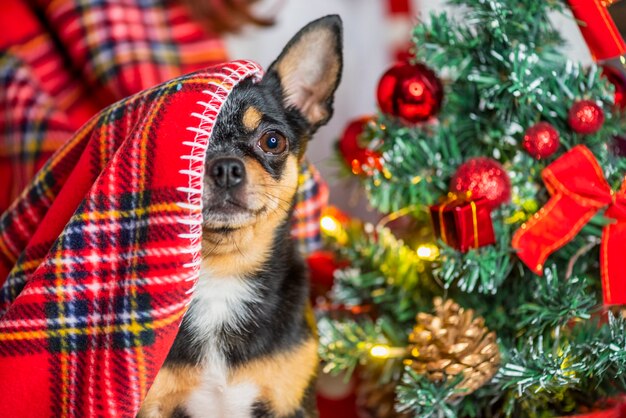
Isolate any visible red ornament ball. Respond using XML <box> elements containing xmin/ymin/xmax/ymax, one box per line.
<box><xmin>568</xmin><ymin>100</ymin><xmax>605</xmax><ymax>134</ymax></box>
<box><xmin>377</xmin><ymin>62</ymin><xmax>443</xmax><ymax>123</ymax></box>
<box><xmin>338</xmin><ymin>116</ymin><xmax>382</xmax><ymax>176</ymax></box>
<box><xmin>307</xmin><ymin>251</ymin><xmax>347</xmax><ymax>290</ymax></box>
<box><xmin>523</xmin><ymin>122</ymin><xmax>560</xmax><ymax>160</ymax></box>
<box><xmin>450</xmin><ymin>158</ymin><xmax>511</xmax><ymax>208</ymax></box>
<box><xmin>602</xmin><ymin>66</ymin><xmax>626</xmax><ymax>109</ymax></box>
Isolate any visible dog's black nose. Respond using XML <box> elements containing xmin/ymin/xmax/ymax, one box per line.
<box><xmin>210</xmin><ymin>158</ymin><xmax>246</xmax><ymax>189</ymax></box>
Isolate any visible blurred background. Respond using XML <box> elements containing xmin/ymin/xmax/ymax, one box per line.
<box><xmin>225</xmin><ymin>0</ymin><xmax>592</xmax><ymax>217</ymax></box>
<box><xmin>0</xmin><ymin>1</ymin><xmax>612</xmax><ymax>416</ymax></box>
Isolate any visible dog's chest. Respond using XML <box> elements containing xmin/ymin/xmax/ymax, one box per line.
<box><xmin>182</xmin><ymin>272</ymin><xmax>262</xmax><ymax>418</ymax></box>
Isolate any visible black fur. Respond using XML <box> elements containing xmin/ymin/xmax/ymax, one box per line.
<box><xmin>157</xmin><ymin>15</ymin><xmax>343</xmax><ymax>418</ymax></box>
<box><xmin>204</xmin><ymin>76</ymin><xmax>309</xmax><ymax>182</ymax></box>
<box><xmin>171</xmin><ymin>407</ymin><xmax>191</xmax><ymax>418</ymax></box>
<box><xmin>166</xmin><ymin>218</ymin><xmax>311</xmax><ymax>368</ymax></box>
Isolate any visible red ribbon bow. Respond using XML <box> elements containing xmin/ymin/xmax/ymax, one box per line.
<box><xmin>512</xmin><ymin>145</ymin><xmax>626</xmax><ymax>305</ymax></box>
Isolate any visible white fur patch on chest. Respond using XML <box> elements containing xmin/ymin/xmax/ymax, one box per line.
<box><xmin>184</xmin><ymin>362</ymin><xmax>260</xmax><ymax>418</ymax></box>
<box><xmin>182</xmin><ymin>267</ymin><xmax>262</xmax><ymax>418</ymax></box>
<box><xmin>185</xmin><ymin>268</ymin><xmax>261</xmax><ymax>347</ymax></box>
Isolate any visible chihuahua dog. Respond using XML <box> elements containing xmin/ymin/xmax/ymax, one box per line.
<box><xmin>138</xmin><ymin>15</ymin><xmax>343</xmax><ymax>418</ymax></box>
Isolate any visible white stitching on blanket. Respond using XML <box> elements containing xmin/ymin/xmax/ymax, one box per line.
<box><xmin>174</xmin><ymin>61</ymin><xmax>263</xmax><ymax>304</ymax></box>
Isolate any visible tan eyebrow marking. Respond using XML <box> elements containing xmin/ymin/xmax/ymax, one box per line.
<box><xmin>242</xmin><ymin>106</ymin><xmax>263</xmax><ymax>131</ymax></box>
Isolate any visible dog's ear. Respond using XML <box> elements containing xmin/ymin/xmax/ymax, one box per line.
<box><xmin>265</xmin><ymin>15</ymin><xmax>343</xmax><ymax>130</ymax></box>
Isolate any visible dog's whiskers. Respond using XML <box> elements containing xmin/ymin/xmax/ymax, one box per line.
<box><xmin>261</xmin><ymin>193</ymin><xmax>292</xmax><ymax>212</ymax></box>
<box><xmin>231</xmin><ymin>237</ymin><xmax>246</xmax><ymax>258</ymax></box>
<box><xmin>201</xmin><ymin>236</ymin><xmax>225</xmax><ymax>258</ymax></box>
<box><xmin>258</xmin><ymin>183</ymin><xmax>296</xmax><ymax>190</ymax></box>
<box><xmin>261</xmin><ymin>191</ymin><xmax>293</xmax><ymax>206</ymax></box>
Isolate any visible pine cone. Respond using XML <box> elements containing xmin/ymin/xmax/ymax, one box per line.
<box><xmin>407</xmin><ymin>297</ymin><xmax>500</xmax><ymax>398</ymax></box>
<box><xmin>356</xmin><ymin>367</ymin><xmax>410</xmax><ymax>418</ymax></box>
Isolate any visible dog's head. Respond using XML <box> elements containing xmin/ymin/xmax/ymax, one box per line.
<box><xmin>201</xmin><ymin>15</ymin><xmax>343</xmax><ymax>268</ymax></box>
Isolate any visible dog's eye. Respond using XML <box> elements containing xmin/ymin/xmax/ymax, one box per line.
<box><xmin>258</xmin><ymin>131</ymin><xmax>288</xmax><ymax>155</ymax></box>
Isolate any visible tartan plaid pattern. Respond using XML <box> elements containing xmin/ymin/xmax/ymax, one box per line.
<box><xmin>0</xmin><ymin>52</ymin><xmax>74</xmax><ymax>214</ymax></box>
<box><xmin>0</xmin><ymin>0</ymin><xmax>326</xmax><ymax>248</ymax></box>
<box><xmin>0</xmin><ymin>60</ymin><xmax>263</xmax><ymax>418</ymax></box>
<box><xmin>37</xmin><ymin>0</ymin><xmax>229</xmax><ymax>102</ymax></box>
<box><xmin>0</xmin><ymin>0</ymin><xmax>228</xmax><ymax>212</ymax></box>
<box><xmin>294</xmin><ymin>161</ymin><xmax>329</xmax><ymax>254</ymax></box>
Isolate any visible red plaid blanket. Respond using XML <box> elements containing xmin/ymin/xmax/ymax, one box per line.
<box><xmin>0</xmin><ymin>0</ymin><xmax>228</xmax><ymax>211</ymax></box>
<box><xmin>0</xmin><ymin>0</ymin><xmax>326</xmax><ymax>253</ymax></box>
<box><xmin>0</xmin><ymin>1</ymin><xmax>328</xmax><ymax>416</ymax></box>
<box><xmin>0</xmin><ymin>59</ymin><xmax>261</xmax><ymax>418</ymax></box>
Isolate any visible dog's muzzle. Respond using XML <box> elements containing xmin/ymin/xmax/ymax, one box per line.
<box><xmin>209</xmin><ymin>157</ymin><xmax>246</xmax><ymax>189</ymax></box>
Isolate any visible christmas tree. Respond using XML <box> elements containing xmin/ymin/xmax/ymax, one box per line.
<box><xmin>316</xmin><ymin>0</ymin><xmax>626</xmax><ymax>417</ymax></box>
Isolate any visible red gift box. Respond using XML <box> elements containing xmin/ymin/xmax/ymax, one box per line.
<box><xmin>568</xmin><ymin>0</ymin><xmax>626</xmax><ymax>61</ymax></box>
<box><xmin>429</xmin><ymin>196</ymin><xmax>495</xmax><ymax>252</ymax></box>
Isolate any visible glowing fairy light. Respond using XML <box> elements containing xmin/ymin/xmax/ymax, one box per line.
<box><xmin>369</xmin><ymin>344</ymin><xmax>407</xmax><ymax>359</ymax></box>
<box><xmin>370</xmin><ymin>345</ymin><xmax>391</xmax><ymax>358</ymax></box>
<box><xmin>416</xmin><ymin>243</ymin><xmax>439</xmax><ymax>261</ymax></box>
<box><xmin>320</xmin><ymin>216</ymin><xmax>339</xmax><ymax>234</ymax></box>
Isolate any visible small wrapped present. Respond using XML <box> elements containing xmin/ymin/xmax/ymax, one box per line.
<box><xmin>567</xmin><ymin>0</ymin><xmax>626</xmax><ymax>61</ymax></box>
<box><xmin>429</xmin><ymin>195</ymin><xmax>495</xmax><ymax>252</ymax></box>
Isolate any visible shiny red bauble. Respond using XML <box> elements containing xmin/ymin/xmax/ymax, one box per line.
<box><xmin>450</xmin><ymin>158</ymin><xmax>511</xmax><ymax>208</ymax></box>
<box><xmin>376</xmin><ymin>62</ymin><xmax>443</xmax><ymax>123</ymax></box>
<box><xmin>523</xmin><ymin>122</ymin><xmax>560</xmax><ymax>160</ymax></box>
<box><xmin>568</xmin><ymin>100</ymin><xmax>605</xmax><ymax>134</ymax></box>
<box><xmin>338</xmin><ymin>116</ymin><xmax>382</xmax><ymax>176</ymax></box>
<box><xmin>307</xmin><ymin>251</ymin><xmax>345</xmax><ymax>290</ymax></box>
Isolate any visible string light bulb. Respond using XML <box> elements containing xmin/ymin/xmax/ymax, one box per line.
<box><xmin>321</xmin><ymin>216</ymin><xmax>339</xmax><ymax>234</ymax></box>
<box><xmin>370</xmin><ymin>345</ymin><xmax>391</xmax><ymax>358</ymax></box>
<box><xmin>416</xmin><ymin>243</ymin><xmax>439</xmax><ymax>261</ymax></box>
<box><xmin>369</xmin><ymin>344</ymin><xmax>407</xmax><ymax>359</ymax></box>
<box><xmin>319</xmin><ymin>211</ymin><xmax>349</xmax><ymax>245</ymax></box>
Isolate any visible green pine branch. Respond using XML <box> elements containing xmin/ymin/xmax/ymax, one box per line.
<box><xmin>397</xmin><ymin>369</ymin><xmax>464</xmax><ymax>418</ymax></box>
<box><xmin>319</xmin><ymin>0</ymin><xmax>626</xmax><ymax>415</ymax></box>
